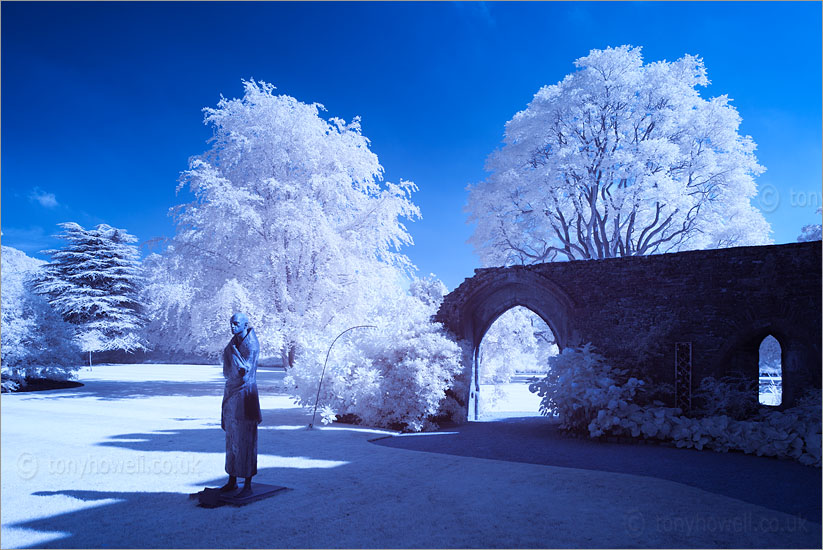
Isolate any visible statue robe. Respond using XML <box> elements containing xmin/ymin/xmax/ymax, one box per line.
<box><xmin>221</xmin><ymin>327</ymin><xmax>262</xmax><ymax>477</ymax></box>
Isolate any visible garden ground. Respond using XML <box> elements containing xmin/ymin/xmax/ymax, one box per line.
<box><xmin>1</xmin><ymin>364</ymin><xmax>820</xmax><ymax>549</ymax></box>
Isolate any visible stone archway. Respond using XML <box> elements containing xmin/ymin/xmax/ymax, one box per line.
<box><xmin>435</xmin><ymin>267</ymin><xmax>577</xmax><ymax>420</ymax></box>
<box><xmin>463</xmin><ymin>268</ymin><xmax>575</xmax><ymax>349</ymax></box>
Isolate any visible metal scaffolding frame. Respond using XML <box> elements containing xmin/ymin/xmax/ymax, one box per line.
<box><xmin>675</xmin><ymin>341</ymin><xmax>693</xmax><ymax>414</ymax></box>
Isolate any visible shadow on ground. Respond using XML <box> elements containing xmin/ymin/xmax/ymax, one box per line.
<box><xmin>7</xmin><ymin>405</ymin><xmax>384</xmax><ymax>549</ymax></box>
<box><xmin>372</xmin><ymin>415</ymin><xmax>822</xmax><ymax>521</ymax></box>
<box><xmin>7</xmin><ymin>411</ymin><xmax>821</xmax><ymax>549</ymax></box>
<box><xmin>17</xmin><ymin>367</ymin><xmax>286</xmax><ymax>401</ymax></box>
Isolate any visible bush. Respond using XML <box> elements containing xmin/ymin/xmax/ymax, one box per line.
<box><xmin>692</xmin><ymin>375</ymin><xmax>760</xmax><ymax>420</ymax></box>
<box><xmin>2</xmin><ymin>246</ymin><xmax>81</xmax><ymax>391</ymax></box>
<box><xmin>285</xmin><ymin>292</ymin><xmax>464</xmax><ymax>432</ymax></box>
<box><xmin>528</xmin><ymin>343</ymin><xmax>643</xmax><ymax>434</ymax></box>
<box><xmin>532</xmin><ymin>344</ymin><xmax>821</xmax><ymax>467</ymax></box>
<box><xmin>589</xmin><ymin>391</ymin><xmax>821</xmax><ymax>467</ymax></box>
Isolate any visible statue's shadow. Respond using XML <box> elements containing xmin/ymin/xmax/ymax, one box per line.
<box><xmin>9</xmin><ymin>407</ymin><xmax>387</xmax><ymax>549</ymax></box>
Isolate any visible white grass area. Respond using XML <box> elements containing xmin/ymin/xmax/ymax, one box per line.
<box><xmin>477</xmin><ymin>381</ymin><xmax>544</xmax><ymax>420</ymax></box>
<box><xmin>1</xmin><ymin>364</ymin><xmax>819</xmax><ymax>548</ymax></box>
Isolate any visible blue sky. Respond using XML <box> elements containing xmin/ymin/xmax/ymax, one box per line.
<box><xmin>2</xmin><ymin>1</ymin><xmax>821</xmax><ymax>290</ymax></box>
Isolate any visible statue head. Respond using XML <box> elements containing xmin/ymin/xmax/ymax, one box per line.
<box><xmin>230</xmin><ymin>312</ymin><xmax>249</xmax><ymax>335</ymax></box>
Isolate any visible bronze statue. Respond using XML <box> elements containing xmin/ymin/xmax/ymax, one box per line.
<box><xmin>220</xmin><ymin>312</ymin><xmax>262</xmax><ymax>498</ymax></box>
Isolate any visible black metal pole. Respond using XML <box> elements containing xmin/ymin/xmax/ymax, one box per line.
<box><xmin>308</xmin><ymin>325</ymin><xmax>376</xmax><ymax>429</ymax></box>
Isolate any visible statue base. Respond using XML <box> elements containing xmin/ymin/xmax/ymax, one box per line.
<box><xmin>190</xmin><ymin>483</ymin><xmax>289</xmax><ymax>508</ymax></box>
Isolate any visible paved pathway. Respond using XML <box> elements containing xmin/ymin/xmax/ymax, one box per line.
<box><xmin>372</xmin><ymin>415</ymin><xmax>822</xmax><ymax>521</ymax></box>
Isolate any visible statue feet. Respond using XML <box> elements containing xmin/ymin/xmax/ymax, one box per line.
<box><xmin>236</xmin><ymin>483</ymin><xmax>253</xmax><ymax>499</ymax></box>
<box><xmin>219</xmin><ymin>476</ymin><xmax>238</xmax><ymax>493</ymax></box>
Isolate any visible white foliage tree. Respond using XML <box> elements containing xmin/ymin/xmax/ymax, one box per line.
<box><xmin>797</xmin><ymin>207</ymin><xmax>822</xmax><ymax>242</ymax></box>
<box><xmin>467</xmin><ymin>45</ymin><xmax>772</xmax><ymax>267</ymax></box>
<box><xmin>1</xmin><ymin>246</ymin><xmax>81</xmax><ymax>390</ymax></box>
<box><xmin>34</xmin><ymin>223</ymin><xmax>146</xmax><ymax>364</ymax></box>
<box><xmin>146</xmin><ymin>80</ymin><xmax>420</xmax><ymax>363</ymax></box>
<box><xmin>408</xmin><ymin>273</ymin><xmax>449</xmax><ymax>308</ymax></box>
<box><xmin>479</xmin><ymin>306</ymin><xmax>558</xmax><ymax>384</ymax></box>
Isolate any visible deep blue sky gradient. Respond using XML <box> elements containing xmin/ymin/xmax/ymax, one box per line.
<box><xmin>2</xmin><ymin>1</ymin><xmax>821</xmax><ymax>290</ymax></box>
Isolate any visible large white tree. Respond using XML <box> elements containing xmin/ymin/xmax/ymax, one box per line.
<box><xmin>467</xmin><ymin>45</ymin><xmax>771</xmax><ymax>266</ymax></box>
<box><xmin>34</xmin><ymin>223</ymin><xmax>146</xmax><ymax>364</ymax></box>
<box><xmin>145</xmin><ymin>80</ymin><xmax>420</xmax><ymax>364</ymax></box>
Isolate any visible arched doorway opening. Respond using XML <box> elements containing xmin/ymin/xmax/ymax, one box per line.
<box><xmin>472</xmin><ymin>306</ymin><xmax>558</xmax><ymax>421</ymax></box>
<box><xmin>717</xmin><ymin>323</ymin><xmax>792</xmax><ymax>409</ymax></box>
<box><xmin>440</xmin><ymin>269</ymin><xmax>575</xmax><ymax>422</ymax></box>
<box><xmin>758</xmin><ymin>334</ymin><xmax>782</xmax><ymax>406</ymax></box>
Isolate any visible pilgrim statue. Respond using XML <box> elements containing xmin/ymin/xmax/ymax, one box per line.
<box><xmin>220</xmin><ymin>312</ymin><xmax>262</xmax><ymax>498</ymax></box>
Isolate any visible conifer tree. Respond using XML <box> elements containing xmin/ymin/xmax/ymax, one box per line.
<box><xmin>35</xmin><ymin>222</ymin><xmax>146</xmax><ymax>365</ymax></box>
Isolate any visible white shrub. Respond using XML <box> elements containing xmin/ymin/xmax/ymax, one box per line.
<box><xmin>285</xmin><ymin>291</ymin><xmax>464</xmax><ymax>432</ymax></box>
<box><xmin>589</xmin><ymin>391</ymin><xmax>821</xmax><ymax>467</ymax></box>
<box><xmin>1</xmin><ymin>246</ymin><xmax>81</xmax><ymax>391</ymax></box>
<box><xmin>528</xmin><ymin>343</ymin><xmax>643</xmax><ymax>433</ymax></box>
<box><xmin>532</xmin><ymin>344</ymin><xmax>821</xmax><ymax>467</ymax></box>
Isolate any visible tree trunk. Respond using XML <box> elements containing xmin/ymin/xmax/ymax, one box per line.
<box><xmin>280</xmin><ymin>345</ymin><xmax>296</xmax><ymax>369</ymax></box>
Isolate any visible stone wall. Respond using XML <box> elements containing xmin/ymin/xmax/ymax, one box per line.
<box><xmin>435</xmin><ymin>241</ymin><xmax>821</xmax><ymax>410</ymax></box>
